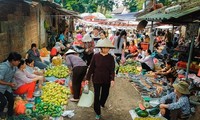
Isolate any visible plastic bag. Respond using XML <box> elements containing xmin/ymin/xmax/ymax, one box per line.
<box><xmin>14</xmin><ymin>99</ymin><xmax>26</xmax><ymax>115</ymax></box>
<box><xmin>83</xmin><ymin>84</ymin><xmax>89</xmax><ymax>94</ymax></box>
<box><xmin>52</xmin><ymin>55</ymin><xmax>62</xmax><ymax>66</ymax></box>
<box><xmin>40</xmin><ymin>47</ymin><xmax>49</xmax><ymax>57</ymax></box>
<box><xmin>69</xmin><ymin>80</ymin><xmax>85</xmax><ymax>95</ymax></box>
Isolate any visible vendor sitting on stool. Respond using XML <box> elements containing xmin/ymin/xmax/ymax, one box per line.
<box><xmin>160</xmin><ymin>81</ymin><xmax>190</xmax><ymax>120</ymax></box>
<box><xmin>154</xmin><ymin>60</ymin><xmax>178</xmax><ymax>86</ymax></box>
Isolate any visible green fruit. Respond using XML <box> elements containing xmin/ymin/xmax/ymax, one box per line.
<box><xmin>149</xmin><ymin>107</ymin><xmax>160</xmax><ymax>116</ymax></box>
<box><xmin>143</xmin><ymin>102</ymin><xmax>150</xmax><ymax>108</ymax></box>
<box><xmin>25</xmin><ymin>109</ymin><xmax>32</xmax><ymax>115</ymax></box>
<box><xmin>136</xmin><ymin>110</ymin><xmax>149</xmax><ymax>117</ymax></box>
<box><xmin>135</xmin><ymin>107</ymin><xmax>141</xmax><ymax>113</ymax></box>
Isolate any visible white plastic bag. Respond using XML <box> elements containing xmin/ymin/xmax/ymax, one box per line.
<box><xmin>82</xmin><ymin>84</ymin><xmax>89</xmax><ymax>94</ymax></box>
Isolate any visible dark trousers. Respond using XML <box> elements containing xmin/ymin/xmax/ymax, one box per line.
<box><xmin>141</xmin><ymin>62</ymin><xmax>152</xmax><ymax>72</ymax></box>
<box><xmin>115</xmin><ymin>53</ymin><xmax>122</xmax><ymax>74</ymax></box>
<box><xmin>93</xmin><ymin>83</ymin><xmax>111</xmax><ymax>115</ymax></box>
<box><xmin>72</xmin><ymin>66</ymin><xmax>87</xmax><ymax>99</ymax></box>
<box><xmin>164</xmin><ymin>99</ymin><xmax>190</xmax><ymax>120</ymax></box>
<box><xmin>84</xmin><ymin>53</ymin><xmax>94</xmax><ymax>66</ymax></box>
<box><xmin>0</xmin><ymin>91</ymin><xmax>14</xmax><ymax>116</ymax></box>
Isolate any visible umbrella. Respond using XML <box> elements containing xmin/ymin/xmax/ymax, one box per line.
<box><xmin>137</xmin><ymin>20</ymin><xmax>148</xmax><ymax>31</ymax></box>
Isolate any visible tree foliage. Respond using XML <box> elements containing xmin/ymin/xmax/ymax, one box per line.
<box><xmin>123</xmin><ymin>0</ymin><xmax>145</xmax><ymax>12</ymax></box>
<box><xmin>136</xmin><ymin>0</ymin><xmax>145</xmax><ymax>10</ymax></box>
<box><xmin>97</xmin><ymin>0</ymin><xmax>114</xmax><ymax>14</ymax></box>
<box><xmin>159</xmin><ymin>0</ymin><xmax>177</xmax><ymax>6</ymax></box>
<box><xmin>63</xmin><ymin>0</ymin><xmax>97</xmax><ymax>13</ymax></box>
<box><xmin>62</xmin><ymin>0</ymin><xmax>114</xmax><ymax>14</ymax></box>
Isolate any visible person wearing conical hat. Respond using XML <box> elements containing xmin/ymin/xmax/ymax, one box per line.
<box><xmin>94</xmin><ymin>30</ymin><xmax>108</xmax><ymax>54</ymax></box>
<box><xmin>159</xmin><ymin>81</ymin><xmax>190</xmax><ymax>120</ymax></box>
<box><xmin>64</xmin><ymin>49</ymin><xmax>87</xmax><ymax>102</ymax></box>
<box><xmin>85</xmin><ymin>39</ymin><xmax>115</xmax><ymax>120</ymax></box>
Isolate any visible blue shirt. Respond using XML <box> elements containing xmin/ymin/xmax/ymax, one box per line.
<box><xmin>27</xmin><ymin>49</ymin><xmax>41</xmax><ymax>62</ymax></box>
<box><xmin>160</xmin><ymin>92</ymin><xmax>190</xmax><ymax>115</ymax></box>
<box><xmin>0</xmin><ymin>61</ymin><xmax>17</xmax><ymax>93</ymax></box>
<box><xmin>26</xmin><ymin>66</ymin><xmax>34</xmax><ymax>74</ymax></box>
<box><xmin>59</xmin><ymin>34</ymin><xmax>65</xmax><ymax>44</ymax></box>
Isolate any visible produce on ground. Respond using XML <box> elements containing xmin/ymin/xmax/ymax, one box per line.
<box><xmin>136</xmin><ymin>110</ymin><xmax>149</xmax><ymax>117</ymax></box>
<box><xmin>134</xmin><ymin>117</ymin><xmax>161</xmax><ymax>120</ymax></box>
<box><xmin>139</xmin><ymin>103</ymin><xmax>146</xmax><ymax>110</ymax></box>
<box><xmin>55</xmin><ymin>79</ymin><xmax>65</xmax><ymax>85</ymax></box>
<box><xmin>33</xmin><ymin>102</ymin><xmax>63</xmax><ymax>117</ymax></box>
<box><xmin>45</xmin><ymin>65</ymin><xmax>69</xmax><ymax>78</ymax></box>
<box><xmin>135</xmin><ymin>107</ymin><xmax>141</xmax><ymax>113</ymax></box>
<box><xmin>134</xmin><ymin>104</ymin><xmax>160</xmax><ymax>118</ymax></box>
<box><xmin>119</xmin><ymin>61</ymin><xmax>141</xmax><ymax>74</ymax></box>
<box><xmin>41</xmin><ymin>82</ymin><xmax>70</xmax><ymax>106</ymax></box>
<box><xmin>149</xmin><ymin>107</ymin><xmax>160</xmax><ymax>116</ymax></box>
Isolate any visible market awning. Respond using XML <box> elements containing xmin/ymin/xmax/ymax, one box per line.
<box><xmin>137</xmin><ymin>1</ymin><xmax>200</xmax><ymax>24</ymax></box>
<box><xmin>55</xmin><ymin>8</ymin><xmax>81</xmax><ymax>19</ymax></box>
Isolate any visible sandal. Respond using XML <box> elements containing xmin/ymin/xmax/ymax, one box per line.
<box><xmin>70</xmin><ymin>98</ymin><xmax>79</xmax><ymax>102</ymax></box>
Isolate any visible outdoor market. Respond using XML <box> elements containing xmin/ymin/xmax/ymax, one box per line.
<box><xmin>0</xmin><ymin>0</ymin><xmax>200</xmax><ymax>120</ymax></box>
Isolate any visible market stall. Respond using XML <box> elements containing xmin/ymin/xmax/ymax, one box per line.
<box><xmin>10</xmin><ymin>54</ymin><xmax>74</xmax><ymax>119</ymax></box>
<box><xmin>124</xmin><ymin>1</ymin><xmax>200</xmax><ymax>119</ymax></box>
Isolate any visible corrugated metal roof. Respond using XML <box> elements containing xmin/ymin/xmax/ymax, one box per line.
<box><xmin>112</xmin><ymin>12</ymin><xmax>137</xmax><ymax>21</ymax></box>
<box><xmin>138</xmin><ymin>4</ymin><xmax>200</xmax><ymax>22</ymax></box>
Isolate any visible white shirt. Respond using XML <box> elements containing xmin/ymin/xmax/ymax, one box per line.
<box><xmin>139</xmin><ymin>55</ymin><xmax>154</xmax><ymax>70</ymax></box>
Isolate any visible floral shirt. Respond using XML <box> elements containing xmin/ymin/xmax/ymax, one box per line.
<box><xmin>160</xmin><ymin>92</ymin><xmax>190</xmax><ymax>115</ymax></box>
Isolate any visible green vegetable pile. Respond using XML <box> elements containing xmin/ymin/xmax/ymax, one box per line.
<box><xmin>134</xmin><ymin>107</ymin><xmax>160</xmax><ymax>118</ymax></box>
<box><xmin>33</xmin><ymin>102</ymin><xmax>63</xmax><ymax>117</ymax></box>
<box><xmin>118</xmin><ymin>60</ymin><xmax>141</xmax><ymax>74</ymax></box>
<box><xmin>45</xmin><ymin>65</ymin><xmax>69</xmax><ymax>78</ymax></box>
<box><xmin>12</xmin><ymin>115</ymin><xmax>32</xmax><ymax>120</ymax></box>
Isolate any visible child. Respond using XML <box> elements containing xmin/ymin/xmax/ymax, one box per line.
<box><xmin>154</xmin><ymin>60</ymin><xmax>177</xmax><ymax>85</ymax></box>
<box><xmin>25</xmin><ymin>58</ymin><xmax>44</xmax><ymax>76</ymax></box>
<box><xmin>85</xmin><ymin>39</ymin><xmax>115</xmax><ymax>120</ymax></box>
<box><xmin>73</xmin><ymin>33</ymin><xmax>84</xmax><ymax>47</ymax></box>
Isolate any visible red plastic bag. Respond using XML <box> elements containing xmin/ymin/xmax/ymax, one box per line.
<box><xmin>69</xmin><ymin>80</ymin><xmax>85</xmax><ymax>95</ymax></box>
<box><xmin>14</xmin><ymin>100</ymin><xmax>26</xmax><ymax>115</ymax></box>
